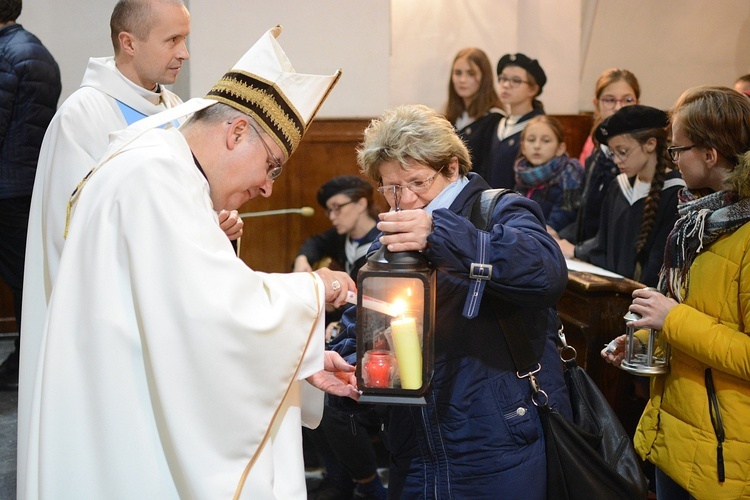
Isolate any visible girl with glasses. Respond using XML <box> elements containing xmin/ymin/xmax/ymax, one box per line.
<box><xmin>602</xmin><ymin>86</ymin><xmax>750</xmax><ymax>500</ymax></box>
<box><xmin>556</xmin><ymin>69</ymin><xmax>641</xmax><ymax>259</ymax></box>
<box><xmin>444</xmin><ymin>47</ymin><xmax>504</xmax><ymax>181</ymax></box>
<box><xmin>481</xmin><ymin>53</ymin><xmax>546</xmax><ymax>189</ymax></box>
<box><xmin>294</xmin><ymin>175</ymin><xmax>379</xmax><ymax>285</ymax></box>
<box><xmin>583</xmin><ymin>105</ymin><xmax>685</xmax><ymax>287</ymax></box>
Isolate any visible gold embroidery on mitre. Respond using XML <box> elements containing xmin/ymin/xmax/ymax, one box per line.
<box><xmin>208</xmin><ymin>73</ymin><xmax>304</xmax><ymax>157</ymax></box>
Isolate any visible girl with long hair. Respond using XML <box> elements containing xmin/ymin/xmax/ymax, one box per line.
<box><xmin>586</xmin><ymin>105</ymin><xmax>685</xmax><ymax>286</ymax></box>
<box><xmin>444</xmin><ymin>47</ymin><xmax>504</xmax><ymax>178</ymax></box>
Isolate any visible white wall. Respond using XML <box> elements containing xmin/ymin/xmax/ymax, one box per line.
<box><xmin>187</xmin><ymin>0</ymin><xmax>391</xmax><ymax>118</ymax></box>
<box><xmin>16</xmin><ymin>0</ymin><xmax>750</xmax><ymax>117</ymax></box>
<box><xmin>19</xmin><ymin>0</ymin><xmax>118</xmax><ymax>102</ymax></box>
<box><xmin>580</xmin><ymin>0</ymin><xmax>750</xmax><ymax>111</ymax></box>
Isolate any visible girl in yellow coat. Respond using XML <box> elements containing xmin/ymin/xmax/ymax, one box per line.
<box><xmin>603</xmin><ymin>86</ymin><xmax>750</xmax><ymax>499</ymax></box>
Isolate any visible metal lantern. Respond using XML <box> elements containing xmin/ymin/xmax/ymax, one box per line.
<box><xmin>620</xmin><ymin>311</ymin><xmax>670</xmax><ymax>375</ymax></box>
<box><xmin>355</xmin><ymin>245</ymin><xmax>436</xmax><ymax>405</ymax></box>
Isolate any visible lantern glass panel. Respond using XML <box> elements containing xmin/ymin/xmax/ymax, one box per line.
<box><xmin>359</xmin><ymin>275</ymin><xmax>425</xmax><ymax>390</ymax></box>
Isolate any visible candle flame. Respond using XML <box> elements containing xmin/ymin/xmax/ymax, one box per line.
<box><xmin>391</xmin><ymin>298</ymin><xmax>408</xmax><ymax>318</ymax></box>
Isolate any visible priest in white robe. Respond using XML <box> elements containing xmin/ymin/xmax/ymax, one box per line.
<box><xmin>18</xmin><ymin>2</ymin><xmax>243</xmax><ymax>492</ymax></box>
<box><xmin>19</xmin><ymin>27</ymin><xmax>354</xmax><ymax>499</ymax></box>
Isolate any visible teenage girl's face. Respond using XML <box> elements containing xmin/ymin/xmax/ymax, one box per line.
<box><xmin>521</xmin><ymin>121</ymin><xmax>566</xmax><ymax>166</ymax></box>
<box><xmin>606</xmin><ymin>134</ymin><xmax>655</xmax><ymax>180</ymax></box>
<box><xmin>671</xmin><ymin>119</ymin><xmax>708</xmax><ymax>190</ymax></box>
<box><xmin>498</xmin><ymin>66</ymin><xmax>537</xmax><ymax>109</ymax></box>
<box><xmin>595</xmin><ymin>80</ymin><xmax>638</xmax><ymax>120</ymax></box>
<box><xmin>452</xmin><ymin>57</ymin><xmax>482</xmax><ymax>104</ymax></box>
<box><xmin>325</xmin><ymin>193</ymin><xmax>366</xmax><ymax>235</ymax></box>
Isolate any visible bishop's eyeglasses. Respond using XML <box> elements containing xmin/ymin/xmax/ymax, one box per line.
<box><xmin>247</xmin><ymin>121</ymin><xmax>283</xmax><ymax>180</ymax></box>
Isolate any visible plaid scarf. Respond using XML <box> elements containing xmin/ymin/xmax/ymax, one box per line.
<box><xmin>658</xmin><ymin>188</ymin><xmax>750</xmax><ymax>302</ymax></box>
<box><xmin>514</xmin><ymin>153</ymin><xmax>583</xmax><ymax>211</ymax></box>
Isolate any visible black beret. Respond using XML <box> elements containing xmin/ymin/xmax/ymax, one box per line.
<box><xmin>595</xmin><ymin>105</ymin><xmax>669</xmax><ymax>145</ymax></box>
<box><xmin>496</xmin><ymin>53</ymin><xmax>547</xmax><ymax>92</ymax></box>
<box><xmin>316</xmin><ymin>175</ymin><xmax>373</xmax><ymax>207</ymax></box>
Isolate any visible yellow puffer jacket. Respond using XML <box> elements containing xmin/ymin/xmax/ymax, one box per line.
<box><xmin>634</xmin><ymin>221</ymin><xmax>750</xmax><ymax>499</ymax></box>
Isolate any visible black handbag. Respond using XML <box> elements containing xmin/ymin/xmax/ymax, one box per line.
<box><xmin>538</xmin><ymin>329</ymin><xmax>649</xmax><ymax>499</ymax></box>
<box><xmin>470</xmin><ymin>189</ymin><xmax>649</xmax><ymax>499</ymax></box>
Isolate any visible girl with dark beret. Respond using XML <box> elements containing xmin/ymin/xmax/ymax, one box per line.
<box><xmin>582</xmin><ymin>105</ymin><xmax>685</xmax><ymax>286</ymax></box>
<box><xmin>480</xmin><ymin>52</ymin><xmax>546</xmax><ymax>189</ymax></box>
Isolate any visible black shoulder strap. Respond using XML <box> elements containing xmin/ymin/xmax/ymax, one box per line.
<box><xmin>469</xmin><ymin>188</ymin><xmax>540</xmax><ymax>373</ymax></box>
<box><xmin>469</xmin><ymin>188</ymin><xmax>513</xmax><ymax>231</ymax></box>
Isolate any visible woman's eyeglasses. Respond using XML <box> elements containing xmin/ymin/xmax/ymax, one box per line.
<box><xmin>497</xmin><ymin>76</ymin><xmax>529</xmax><ymax>88</ymax></box>
<box><xmin>667</xmin><ymin>145</ymin><xmax>696</xmax><ymax>163</ymax></box>
<box><xmin>377</xmin><ymin>167</ymin><xmax>444</xmax><ymax>209</ymax></box>
<box><xmin>325</xmin><ymin>200</ymin><xmax>354</xmax><ymax>217</ymax></box>
<box><xmin>598</xmin><ymin>96</ymin><xmax>637</xmax><ymax>109</ymax></box>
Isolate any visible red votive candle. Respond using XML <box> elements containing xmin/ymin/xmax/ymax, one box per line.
<box><xmin>363</xmin><ymin>349</ymin><xmax>394</xmax><ymax>388</ymax></box>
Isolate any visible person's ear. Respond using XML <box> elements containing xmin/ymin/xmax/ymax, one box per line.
<box><xmin>556</xmin><ymin>141</ymin><xmax>567</xmax><ymax>157</ymax></box>
<box><xmin>704</xmin><ymin>147</ymin><xmax>719</xmax><ymax>168</ymax></box>
<box><xmin>643</xmin><ymin>137</ymin><xmax>657</xmax><ymax>154</ymax></box>
<box><xmin>118</xmin><ymin>32</ymin><xmax>136</xmax><ymax>56</ymax></box>
<box><xmin>226</xmin><ymin>118</ymin><xmax>248</xmax><ymax>150</ymax></box>
<box><xmin>447</xmin><ymin>156</ymin><xmax>460</xmax><ymax>179</ymax></box>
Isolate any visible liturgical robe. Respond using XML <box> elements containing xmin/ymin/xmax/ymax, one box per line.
<box><xmin>20</xmin><ymin>109</ymin><xmax>327</xmax><ymax>499</ymax></box>
<box><xmin>19</xmin><ymin>57</ymin><xmax>183</xmax><ymax>495</ymax></box>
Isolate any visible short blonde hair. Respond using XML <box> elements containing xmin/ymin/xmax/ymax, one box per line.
<box><xmin>357</xmin><ymin>104</ymin><xmax>471</xmax><ymax>183</ymax></box>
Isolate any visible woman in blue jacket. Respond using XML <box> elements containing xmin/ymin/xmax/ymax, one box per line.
<box><xmin>330</xmin><ymin>104</ymin><xmax>571</xmax><ymax>499</ymax></box>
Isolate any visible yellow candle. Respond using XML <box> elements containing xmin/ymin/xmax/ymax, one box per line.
<box><xmin>391</xmin><ymin>317</ymin><xmax>422</xmax><ymax>389</ymax></box>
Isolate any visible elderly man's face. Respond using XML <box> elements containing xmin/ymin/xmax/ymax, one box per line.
<box><xmin>216</xmin><ymin>121</ymin><xmax>283</xmax><ymax>211</ymax></box>
<box><xmin>130</xmin><ymin>2</ymin><xmax>190</xmax><ymax>90</ymax></box>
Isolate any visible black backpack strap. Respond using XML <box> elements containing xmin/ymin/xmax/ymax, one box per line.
<box><xmin>462</xmin><ymin>189</ymin><xmax>513</xmax><ymax>319</ymax></box>
<box><xmin>469</xmin><ymin>188</ymin><xmax>513</xmax><ymax>231</ymax></box>
<box><xmin>467</xmin><ymin>189</ymin><xmax>541</xmax><ymax>374</ymax></box>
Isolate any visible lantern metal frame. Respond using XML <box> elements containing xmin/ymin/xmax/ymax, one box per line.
<box><xmin>620</xmin><ymin>311</ymin><xmax>670</xmax><ymax>376</ymax></box>
<box><xmin>355</xmin><ymin>246</ymin><xmax>436</xmax><ymax>405</ymax></box>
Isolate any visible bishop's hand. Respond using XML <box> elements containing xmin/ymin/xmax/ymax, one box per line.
<box><xmin>306</xmin><ymin>351</ymin><xmax>359</xmax><ymax>400</ymax></box>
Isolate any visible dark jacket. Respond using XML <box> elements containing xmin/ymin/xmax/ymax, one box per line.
<box><xmin>0</xmin><ymin>23</ymin><xmax>61</xmax><ymax>198</ymax></box>
<box><xmin>296</xmin><ymin>224</ymin><xmax>379</xmax><ymax>279</ymax></box>
<box><xmin>456</xmin><ymin>110</ymin><xmax>503</xmax><ymax>180</ymax></box>
<box><xmin>331</xmin><ymin>173</ymin><xmax>571</xmax><ymax>499</ymax></box>
<box><xmin>589</xmin><ymin>169</ymin><xmax>684</xmax><ymax>287</ymax></box>
<box><xmin>557</xmin><ymin>145</ymin><xmax>619</xmax><ymax>258</ymax></box>
<box><xmin>484</xmin><ymin>108</ymin><xmax>544</xmax><ymax>189</ymax></box>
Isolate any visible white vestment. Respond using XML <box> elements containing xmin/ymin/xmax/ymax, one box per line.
<box><xmin>21</xmin><ymin>122</ymin><xmax>326</xmax><ymax>499</ymax></box>
<box><xmin>18</xmin><ymin>57</ymin><xmax>182</xmax><ymax>494</ymax></box>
